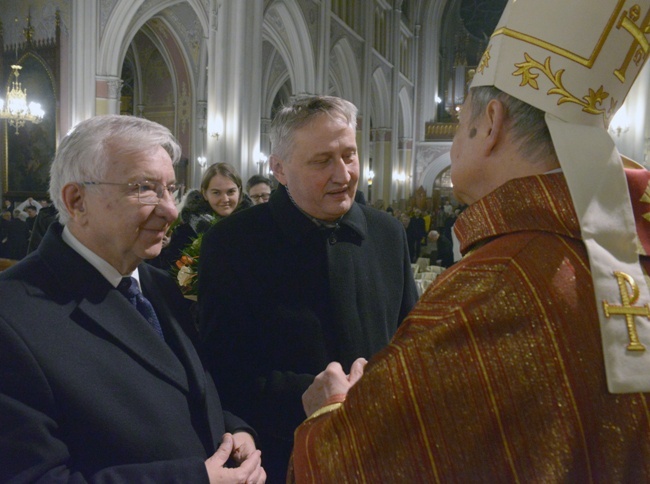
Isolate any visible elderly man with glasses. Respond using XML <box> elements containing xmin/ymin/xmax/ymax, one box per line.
<box><xmin>0</xmin><ymin>115</ymin><xmax>265</xmax><ymax>483</ymax></box>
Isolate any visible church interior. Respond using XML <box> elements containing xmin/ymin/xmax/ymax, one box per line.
<box><xmin>0</xmin><ymin>0</ymin><xmax>648</xmax><ymax>212</ymax></box>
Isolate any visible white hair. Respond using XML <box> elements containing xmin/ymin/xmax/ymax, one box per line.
<box><xmin>50</xmin><ymin>115</ymin><xmax>181</xmax><ymax>225</ymax></box>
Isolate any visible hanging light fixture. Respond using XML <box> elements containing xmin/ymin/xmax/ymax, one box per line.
<box><xmin>0</xmin><ymin>65</ymin><xmax>45</xmax><ymax>134</ymax></box>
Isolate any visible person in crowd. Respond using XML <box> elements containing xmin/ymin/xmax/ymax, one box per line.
<box><xmin>202</xmin><ymin>162</ymin><xmax>247</xmax><ymax>218</ymax></box>
<box><xmin>0</xmin><ymin>115</ymin><xmax>265</xmax><ymax>483</ymax></box>
<box><xmin>442</xmin><ymin>204</ymin><xmax>457</xmax><ymax>242</ymax></box>
<box><xmin>406</xmin><ymin>208</ymin><xmax>426</xmax><ymax>263</ymax></box>
<box><xmin>16</xmin><ymin>197</ymin><xmax>43</xmax><ymax>215</ymax></box>
<box><xmin>24</xmin><ymin>205</ymin><xmax>38</xmax><ymax>233</ymax></box>
<box><xmin>157</xmin><ymin>162</ymin><xmax>245</xmax><ymax>270</ymax></box>
<box><xmin>2</xmin><ymin>199</ymin><xmax>14</xmax><ymax>215</ymax></box>
<box><xmin>13</xmin><ymin>208</ymin><xmax>27</xmax><ymax>222</ymax></box>
<box><xmin>290</xmin><ymin>1</ymin><xmax>650</xmax><ymax>481</ymax></box>
<box><xmin>198</xmin><ymin>95</ymin><xmax>418</xmax><ymax>483</ymax></box>
<box><xmin>0</xmin><ymin>210</ymin><xmax>11</xmax><ymax>257</ymax></box>
<box><xmin>246</xmin><ymin>174</ymin><xmax>272</xmax><ymax>205</ymax></box>
<box><xmin>1</xmin><ymin>209</ymin><xmax>30</xmax><ymax>259</ymax></box>
<box><xmin>27</xmin><ymin>199</ymin><xmax>58</xmax><ymax>254</ymax></box>
<box><xmin>427</xmin><ymin>229</ymin><xmax>453</xmax><ymax>268</ymax></box>
<box><xmin>435</xmin><ymin>203</ymin><xmax>447</xmax><ymax>233</ymax></box>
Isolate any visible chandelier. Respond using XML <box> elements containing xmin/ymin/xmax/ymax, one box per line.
<box><xmin>0</xmin><ymin>65</ymin><xmax>45</xmax><ymax>134</ymax></box>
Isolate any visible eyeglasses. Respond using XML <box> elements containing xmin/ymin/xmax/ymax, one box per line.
<box><xmin>82</xmin><ymin>181</ymin><xmax>183</xmax><ymax>205</ymax></box>
<box><xmin>250</xmin><ymin>193</ymin><xmax>271</xmax><ymax>201</ymax></box>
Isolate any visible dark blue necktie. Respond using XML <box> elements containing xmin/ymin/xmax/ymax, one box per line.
<box><xmin>117</xmin><ymin>277</ymin><xmax>164</xmax><ymax>340</ymax></box>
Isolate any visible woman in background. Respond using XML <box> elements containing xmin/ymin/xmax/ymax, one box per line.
<box><xmin>156</xmin><ymin>162</ymin><xmax>248</xmax><ymax>269</ymax></box>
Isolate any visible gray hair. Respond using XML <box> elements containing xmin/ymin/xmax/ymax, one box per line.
<box><xmin>269</xmin><ymin>95</ymin><xmax>358</xmax><ymax>160</ymax></box>
<box><xmin>50</xmin><ymin>115</ymin><xmax>181</xmax><ymax>225</ymax></box>
<box><xmin>468</xmin><ymin>86</ymin><xmax>557</xmax><ymax>163</ymax></box>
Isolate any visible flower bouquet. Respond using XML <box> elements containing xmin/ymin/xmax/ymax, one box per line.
<box><xmin>172</xmin><ymin>232</ymin><xmax>204</xmax><ymax>299</ymax></box>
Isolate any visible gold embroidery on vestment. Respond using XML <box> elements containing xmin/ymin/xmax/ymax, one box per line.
<box><xmin>512</xmin><ymin>54</ymin><xmax>610</xmax><ymax>115</ymax></box>
<box><xmin>643</xmin><ymin>181</ymin><xmax>650</xmax><ymax>222</ymax></box>
<box><xmin>603</xmin><ymin>271</ymin><xmax>650</xmax><ymax>351</ymax></box>
<box><xmin>614</xmin><ymin>5</ymin><xmax>650</xmax><ymax>82</ymax></box>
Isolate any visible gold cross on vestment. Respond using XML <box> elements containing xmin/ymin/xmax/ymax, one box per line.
<box><xmin>614</xmin><ymin>4</ymin><xmax>650</xmax><ymax>83</ymax></box>
<box><xmin>603</xmin><ymin>271</ymin><xmax>650</xmax><ymax>351</ymax></box>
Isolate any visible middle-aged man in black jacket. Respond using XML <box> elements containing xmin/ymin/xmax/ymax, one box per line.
<box><xmin>199</xmin><ymin>95</ymin><xmax>418</xmax><ymax>483</ymax></box>
<box><xmin>0</xmin><ymin>115</ymin><xmax>265</xmax><ymax>483</ymax></box>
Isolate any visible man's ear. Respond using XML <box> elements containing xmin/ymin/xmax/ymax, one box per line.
<box><xmin>61</xmin><ymin>183</ymin><xmax>88</xmax><ymax>224</ymax></box>
<box><xmin>482</xmin><ymin>99</ymin><xmax>506</xmax><ymax>155</ymax></box>
<box><xmin>270</xmin><ymin>155</ymin><xmax>287</xmax><ymax>185</ymax></box>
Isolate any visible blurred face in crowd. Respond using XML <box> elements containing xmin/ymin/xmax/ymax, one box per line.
<box><xmin>248</xmin><ymin>183</ymin><xmax>271</xmax><ymax>205</ymax></box>
<box><xmin>68</xmin><ymin>146</ymin><xmax>178</xmax><ymax>274</ymax></box>
<box><xmin>272</xmin><ymin>113</ymin><xmax>359</xmax><ymax>222</ymax></box>
<box><xmin>203</xmin><ymin>174</ymin><xmax>240</xmax><ymax>217</ymax></box>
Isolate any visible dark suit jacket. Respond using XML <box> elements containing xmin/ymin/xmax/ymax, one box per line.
<box><xmin>0</xmin><ymin>223</ymin><xmax>251</xmax><ymax>482</ymax></box>
<box><xmin>198</xmin><ymin>185</ymin><xmax>418</xmax><ymax>482</ymax></box>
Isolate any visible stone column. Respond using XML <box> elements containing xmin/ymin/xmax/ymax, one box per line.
<box><xmin>96</xmin><ymin>76</ymin><xmax>122</xmax><ymax>115</ymax></box>
<box><xmin>206</xmin><ymin>0</ymin><xmax>264</xmax><ymax>183</ymax></box>
<box><xmin>69</xmin><ymin>0</ymin><xmax>97</xmax><ymax>128</ymax></box>
<box><xmin>389</xmin><ymin>0</ymin><xmax>403</xmax><ymax>203</ymax></box>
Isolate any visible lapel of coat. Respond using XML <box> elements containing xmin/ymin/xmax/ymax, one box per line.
<box><xmin>139</xmin><ymin>263</ymin><xmax>207</xmax><ymax>403</ymax></box>
<box><xmin>39</xmin><ymin>224</ymin><xmax>191</xmax><ymax>393</ymax></box>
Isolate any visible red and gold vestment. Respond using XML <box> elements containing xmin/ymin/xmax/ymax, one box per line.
<box><xmin>292</xmin><ymin>172</ymin><xmax>650</xmax><ymax>482</ymax></box>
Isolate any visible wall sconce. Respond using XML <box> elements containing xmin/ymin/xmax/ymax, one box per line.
<box><xmin>256</xmin><ymin>152</ymin><xmax>268</xmax><ymax>174</ymax></box>
<box><xmin>209</xmin><ymin>115</ymin><xmax>224</xmax><ymax>141</ymax></box>
<box><xmin>367</xmin><ymin>170</ymin><xmax>375</xmax><ymax>186</ymax></box>
<box><xmin>395</xmin><ymin>172</ymin><xmax>407</xmax><ymax>183</ymax></box>
<box><xmin>197</xmin><ymin>156</ymin><xmax>207</xmax><ymax>168</ymax></box>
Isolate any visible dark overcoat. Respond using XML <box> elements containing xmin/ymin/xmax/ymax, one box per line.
<box><xmin>0</xmin><ymin>223</ymin><xmax>250</xmax><ymax>482</ymax></box>
<box><xmin>198</xmin><ymin>184</ymin><xmax>418</xmax><ymax>481</ymax></box>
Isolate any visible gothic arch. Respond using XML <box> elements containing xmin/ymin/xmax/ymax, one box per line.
<box><xmin>98</xmin><ymin>0</ymin><xmax>208</xmax><ymax>78</ymax></box>
<box><xmin>262</xmin><ymin>0</ymin><xmax>316</xmax><ymax>98</ymax></box>
<box><xmin>419</xmin><ymin>147</ymin><xmax>452</xmax><ymax>196</ymax></box>
<box><xmin>398</xmin><ymin>87</ymin><xmax>413</xmax><ymax>138</ymax></box>
<box><xmin>329</xmin><ymin>38</ymin><xmax>361</xmax><ymax>107</ymax></box>
<box><xmin>260</xmin><ymin>44</ymin><xmax>291</xmax><ymax>119</ymax></box>
<box><xmin>417</xmin><ymin>0</ymin><xmax>449</xmax><ymax>128</ymax></box>
<box><xmin>371</xmin><ymin>67</ymin><xmax>390</xmax><ymax>127</ymax></box>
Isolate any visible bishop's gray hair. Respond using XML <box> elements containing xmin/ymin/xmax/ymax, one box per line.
<box><xmin>468</xmin><ymin>86</ymin><xmax>557</xmax><ymax>163</ymax></box>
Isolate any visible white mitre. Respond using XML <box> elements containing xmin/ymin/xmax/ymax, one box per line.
<box><xmin>471</xmin><ymin>0</ymin><xmax>650</xmax><ymax>393</ymax></box>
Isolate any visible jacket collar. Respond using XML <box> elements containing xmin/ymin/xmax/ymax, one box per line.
<box><xmin>37</xmin><ymin>223</ymin><xmax>196</xmax><ymax>394</ymax></box>
<box><xmin>269</xmin><ymin>184</ymin><xmax>367</xmax><ymax>245</ymax></box>
<box><xmin>454</xmin><ymin>173</ymin><xmax>582</xmax><ymax>255</ymax></box>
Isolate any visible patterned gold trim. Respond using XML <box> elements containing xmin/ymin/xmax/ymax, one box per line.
<box><xmin>477</xmin><ymin>45</ymin><xmax>491</xmax><ymax>75</ymax></box>
<box><xmin>491</xmin><ymin>0</ymin><xmax>627</xmax><ymax>68</ymax></box>
<box><xmin>512</xmin><ymin>54</ymin><xmax>611</xmax><ymax>115</ymax></box>
<box><xmin>305</xmin><ymin>402</ymin><xmax>343</xmax><ymax>422</ymax></box>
